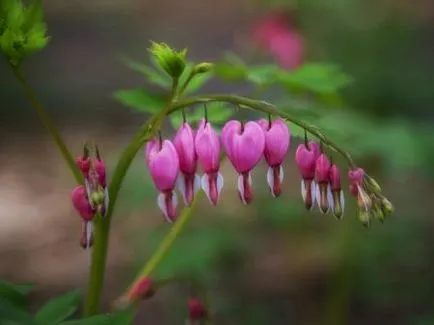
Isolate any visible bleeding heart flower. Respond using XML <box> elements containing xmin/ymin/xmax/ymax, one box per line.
<box><xmin>348</xmin><ymin>167</ymin><xmax>371</xmax><ymax>212</ymax></box>
<box><xmin>295</xmin><ymin>141</ymin><xmax>320</xmax><ymax>210</ymax></box>
<box><xmin>71</xmin><ymin>185</ymin><xmax>95</xmax><ymax>249</ymax></box>
<box><xmin>222</xmin><ymin>120</ymin><xmax>265</xmax><ymax>205</ymax></box>
<box><xmin>187</xmin><ymin>297</ymin><xmax>207</xmax><ymax>323</ymax></box>
<box><xmin>257</xmin><ymin>118</ymin><xmax>290</xmax><ymax>197</ymax></box>
<box><xmin>329</xmin><ymin>164</ymin><xmax>344</xmax><ymax>219</ymax></box>
<box><xmin>314</xmin><ymin>153</ymin><xmax>332</xmax><ymax>214</ymax></box>
<box><xmin>173</xmin><ymin>122</ymin><xmax>200</xmax><ymax>206</ymax></box>
<box><xmin>195</xmin><ymin>119</ymin><xmax>224</xmax><ymax>205</ymax></box>
<box><xmin>146</xmin><ymin>139</ymin><xmax>180</xmax><ymax>222</ymax></box>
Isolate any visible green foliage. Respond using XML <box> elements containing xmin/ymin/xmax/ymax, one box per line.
<box><xmin>148</xmin><ymin>42</ymin><xmax>187</xmax><ymax>79</ymax></box>
<box><xmin>0</xmin><ymin>282</ymin><xmax>134</xmax><ymax>325</ymax></box>
<box><xmin>113</xmin><ymin>89</ymin><xmax>166</xmax><ymax>114</ymax></box>
<box><xmin>35</xmin><ymin>290</ymin><xmax>81</xmax><ymax>325</ymax></box>
<box><xmin>120</xmin><ymin>56</ymin><xmax>171</xmax><ymax>88</ymax></box>
<box><xmin>0</xmin><ymin>0</ymin><xmax>50</xmax><ymax>66</ymax></box>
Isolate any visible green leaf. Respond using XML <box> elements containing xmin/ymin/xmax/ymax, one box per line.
<box><xmin>109</xmin><ymin>309</ymin><xmax>135</xmax><ymax>325</ymax></box>
<box><xmin>279</xmin><ymin>63</ymin><xmax>353</xmax><ymax>95</ymax></box>
<box><xmin>0</xmin><ymin>280</ymin><xmax>32</xmax><ymax>308</ymax></box>
<box><xmin>214</xmin><ymin>61</ymin><xmax>247</xmax><ymax>82</ymax></box>
<box><xmin>246</xmin><ymin>64</ymin><xmax>280</xmax><ymax>86</ymax></box>
<box><xmin>113</xmin><ymin>89</ymin><xmax>166</xmax><ymax>113</ymax></box>
<box><xmin>120</xmin><ymin>56</ymin><xmax>170</xmax><ymax>88</ymax></box>
<box><xmin>0</xmin><ymin>295</ymin><xmax>37</xmax><ymax>325</ymax></box>
<box><xmin>148</xmin><ymin>42</ymin><xmax>187</xmax><ymax>79</ymax></box>
<box><xmin>35</xmin><ymin>290</ymin><xmax>81</xmax><ymax>325</ymax></box>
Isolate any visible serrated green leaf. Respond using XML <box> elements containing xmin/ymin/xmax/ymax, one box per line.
<box><xmin>35</xmin><ymin>290</ymin><xmax>81</xmax><ymax>325</ymax></box>
<box><xmin>59</xmin><ymin>314</ymin><xmax>110</xmax><ymax>325</ymax></box>
<box><xmin>120</xmin><ymin>56</ymin><xmax>170</xmax><ymax>88</ymax></box>
<box><xmin>113</xmin><ymin>89</ymin><xmax>166</xmax><ymax>113</ymax></box>
<box><xmin>0</xmin><ymin>280</ymin><xmax>32</xmax><ymax>308</ymax></box>
<box><xmin>0</xmin><ymin>295</ymin><xmax>37</xmax><ymax>325</ymax></box>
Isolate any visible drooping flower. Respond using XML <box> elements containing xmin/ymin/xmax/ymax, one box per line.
<box><xmin>257</xmin><ymin>118</ymin><xmax>290</xmax><ymax>197</ymax></box>
<box><xmin>127</xmin><ymin>276</ymin><xmax>155</xmax><ymax>301</ymax></box>
<box><xmin>146</xmin><ymin>139</ymin><xmax>180</xmax><ymax>222</ymax></box>
<box><xmin>71</xmin><ymin>185</ymin><xmax>95</xmax><ymax>249</ymax></box>
<box><xmin>195</xmin><ymin>119</ymin><xmax>224</xmax><ymax>205</ymax></box>
<box><xmin>314</xmin><ymin>153</ymin><xmax>332</xmax><ymax>214</ymax></box>
<box><xmin>329</xmin><ymin>164</ymin><xmax>344</xmax><ymax>219</ymax></box>
<box><xmin>173</xmin><ymin>122</ymin><xmax>200</xmax><ymax>206</ymax></box>
<box><xmin>222</xmin><ymin>120</ymin><xmax>265</xmax><ymax>205</ymax></box>
<box><xmin>187</xmin><ymin>297</ymin><xmax>207</xmax><ymax>324</ymax></box>
<box><xmin>348</xmin><ymin>167</ymin><xmax>372</xmax><ymax>213</ymax></box>
<box><xmin>252</xmin><ymin>11</ymin><xmax>304</xmax><ymax>70</ymax></box>
<box><xmin>295</xmin><ymin>140</ymin><xmax>320</xmax><ymax>210</ymax></box>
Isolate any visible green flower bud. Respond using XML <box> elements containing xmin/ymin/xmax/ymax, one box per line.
<box><xmin>358</xmin><ymin>209</ymin><xmax>371</xmax><ymax>227</ymax></box>
<box><xmin>366</xmin><ymin>175</ymin><xmax>382</xmax><ymax>193</ymax></box>
<box><xmin>91</xmin><ymin>190</ymin><xmax>105</xmax><ymax>206</ymax></box>
<box><xmin>381</xmin><ymin>198</ymin><xmax>394</xmax><ymax>216</ymax></box>
<box><xmin>193</xmin><ymin>62</ymin><xmax>214</xmax><ymax>74</ymax></box>
<box><xmin>372</xmin><ymin>204</ymin><xmax>385</xmax><ymax>223</ymax></box>
<box><xmin>148</xmin><ymin>42</ymin><xmax>187</xmax><ymax>79</ymax></box>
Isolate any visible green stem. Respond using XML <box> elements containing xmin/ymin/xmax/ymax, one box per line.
<box><xmin>83</xmin><ymin>78</ymin><xmax>179</xmax><ymax>316</ymax></box>
<box><xmin>170</xmin><ymin>94</ymin><xmax>356</xmax><ymax>168</ymax></box>
<box><xmin>10</xmin><ymin>66</ymin><xmax>83</xmax><ymax>183</ymax></box>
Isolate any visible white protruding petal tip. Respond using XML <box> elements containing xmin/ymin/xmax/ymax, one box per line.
<box><xmin>326</xmin><ymin>184</ymin><xmax>333</xmax><ymax>214</ymax></box>
<box><xmin>176</xmin><ymin>174</ymin><xmax>188</xmax><ymax>205</ymax></box>
<box><xmin>216</xmin><ymin>172</ymin><xmax>224</xmax><ymax>196</ymax></box>
<box><xmin>194</xmin><ymin>173</ymin><xmax>201</xmax><ymax>195</ymax></box>
<box><xmin>301</xmin><ymin>179</ymin><xmax>306</xmax><ymax>201</ymax></box>
<box><xmin>267</xmin><ymin>167</ymin><xmax>274</xmax><ymax>197</ymax></box>
<box><xmin>157</xmin><ymin>193</ymin><xmax>169</xmax><ymax>222</ymax></box>
<box><xmin>201</xmin><ymin>174</ymin><xmax>211</xmax><ymax>204</ymax></box>
<box><xmin>311</xmin><ymin>181</ymin><xmax>317</xmax><ymax>209</ymax></box>
<box><xmin>315</xmin><ymin>183</ymin><xmax>321</xmax><ymax>212</ymax></box>
<box><xmin>340</xmin><ymin>190</ymin><xmax>345</xmax><ymax>217</ymax></box>
<box><xmin>237</xmin><ymin>174</ymin><xmax>247</xmax><ymax>205</ymax></box>
<box><xmin>86</xmin><ymin>221</ymin><xmax>93</xmax><ymax>249</ymax></box>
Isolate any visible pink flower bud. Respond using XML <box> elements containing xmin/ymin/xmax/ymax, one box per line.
<box><xmin>329</xmin><ymin>164</ymin><xmax>345</xmax><ymax>219</ymax></box>
<box><xmin>127</xmin><ymin>276</ymin><xmax>155</xmax><ymax>301</ymax></box>
<box><xmin>348</xmin><ymin>168</ymin><xmax>365</xmax><ymax>185</ymax></box>
<box><xmin>146</xmin><ymin>139</ymin><xmax>180</xmax><ymax>222</ymax></box>
<box><xmin>222</xmin><ymin>120</ymin><xmax>265</xmax><ymax>205</ymax></box>
<box><xmin>295</xmin><ymin>141</ymin><xmax>320</xmax><ymax>210</ymax></box>
<box><xmin>188</xmin><ymin>297</ymin><xmax>207</xmax><ymax>321</ymax></box>
<box><xmin>75</xmin><ymin>155</ymin><xmax>91</xmax><ymax>178</ymax></box>
<box><xmin>195</xmin><ymin>120</ymin><xmax>224</xmax><ymax>205</ymax></box>
<box><xmin>71</xmin><ymin>186</ymin><xmax>95</xmax><ymax>249</ymax></box>
<box><xmin>94</xmin><ymin>158</ymin><xmax>107</xmax><ymax>188</ymax></box>
<box><xmin>257</xmin><ymin>118</ymin><xmax>290</xmax><ymax>197</ymax></box>
<box><xmin>314</xmin><ymin>154</ymin><xmax>332</xmax><ymax>214</ymax></box>
<box><xmin>173</xmin><ymin>122</ymin><xmax>200</xmax><ymax>206</ymax></box>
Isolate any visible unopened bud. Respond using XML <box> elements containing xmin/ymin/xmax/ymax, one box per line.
<box><xmin>381</xmin><ymin>198</ymin><xmax>394</xmax><ymax>216</ymax></box>
<box><xmin>373</xmin><ymin>204</ymin><xmax>385</xmax><ymax>223</ymax></box>
<box><xmin>188</xmin><ymin>297</ymin><xmax>207</xmax><ymax>321</ymax></box>
<box><xmin>366</xmin><ymin>175</ymin><xmax>382</xmax><ymax>193</ymax></box>
<box><xmin>358</xmin><ymin>210</ymin><xmax>371</xmax><ymax>227</ymax></box>
<box><xmin>91</xmin><ymin>190</ymin><xmax>105</xmax><ymax>206</ymax></box>
<box><xmin>127</xmin><ymin>276</ymin><xmax>155</xmax><ymax>301</ymax></box>
<box><xmin>193</xmin><ymin>62</ymin><xmax>214</xmax><ymax>74</ymax></box>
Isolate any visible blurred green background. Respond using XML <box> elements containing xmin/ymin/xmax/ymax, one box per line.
<box><xmin>0</xmin><ymin>0</ymin><xmax>434</xmax><ymax>324</ymax></box>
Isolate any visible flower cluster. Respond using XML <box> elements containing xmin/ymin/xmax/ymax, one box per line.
<box><xmin>71</xmin><ymin>145</ymin><xmax>109</xmax><ymax>249</ymax></box>
<box><xmin>145</xmin><ymin>116</ymin><xmax>288</xmax><ymax>222</ymax></box>
<box><xmin>145</xmin><ymin>114</ymin><xmax>392</xmax><ymax>225</ymax></box>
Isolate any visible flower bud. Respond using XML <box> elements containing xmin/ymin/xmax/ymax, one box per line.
<box><xmin>188</xmin><ymin>297</ymin><xmax>207</xmax><ymax>322</ymax></box>
<box><xmin>193</xmin><ymin>62</ymin><xmax>214</xmax><ymax>74</ymax></box>
<box><xmin>381</xmin><ymin>198</ymin><xmax>394</xmax><ymax>216</ymax></box>
<box><xmin>127</xmin><ymin>276</ymin><xmax>155</xmax><ymax>302</ymax></box>
<box><xmin>358</xmin><ymin>209</ymin><xmax>371</xmax><ymax>227</ymax></box>
<box><xmin>149</xmin><ymin>42</ymin><xmax>187</xmax><ymax>79</ymax></box>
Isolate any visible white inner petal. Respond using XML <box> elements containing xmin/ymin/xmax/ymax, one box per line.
<box><xmin>279</xmin><ymin>165</ymin><xmax>284</xmax><ymax>183</ymax></box>
<box><xmin>194</xmin><ymin>173</ymin><xmax>201</xmax><ymax>195</ymax></box>
<box><xmin>176</xmin><ymin>174</ymin><xmax>187</xmax><ymax>205</ymax></box>
<box><xmin>267</xmin><ymin>167</ymin><xmax>275</xmax><ymax>197</ymax></box>
<box><xmin>237</xmin><ymin>174</ymin><xmax>247</xmax><ymax>205</ymax></box>
<box><xmin>315</xmin><ymin>183</ymin><xmax>321</xmax><ymax>212</ymax></box>
<box><xmin>310</xmin><ymin>181</ymin><xmax>317</xmax><ymax>210</ymax></box>
<box><xmin>216</xmin><ymin>172</ymin><xmax>224</xmax><ymax>196</ymax></box>
<box><xmin>340</xmin><ymin>190</ymin><xmax>345</xmax><ymax>218</ymax></box>
<box><xmin>157</xmin><ymin>193</ymin><xmax>168</xmax><ymax>221</ymax></box>
<box><xmin>301</xmin><ymin>179</ymin><xmax>306</xmax><ymax>201</ymax></box>
<box><xmin>201</xmin><ymin>174</ymin><xmax>211</xmax><ymax>204</ymax></box>
<box><xmin>326</xmin><ymin>184</ymin><xmax>333</xmax><ymax>214</ymax></box>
